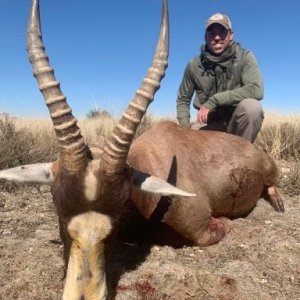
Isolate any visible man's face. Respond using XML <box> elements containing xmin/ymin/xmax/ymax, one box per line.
<box><xmin>205</xmin><ymin>24</ymin><xmax>234</xmax><ymax>55</ymax></box>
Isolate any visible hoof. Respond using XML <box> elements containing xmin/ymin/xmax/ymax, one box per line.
<box><xmin>268</xmin><ymin>186</ymin><xmax>285</xmax><ymax>212</ymax></box>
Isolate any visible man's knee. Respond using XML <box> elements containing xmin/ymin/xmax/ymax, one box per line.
<box><xmin>229</xmin><ymin>99</ymin><xmax>264</xmax><ymax>142</ymax></box>
<box><xmin>235</xmin><ymin>98</ymin><xmax>264</xmax><ymax>121</ymax></box>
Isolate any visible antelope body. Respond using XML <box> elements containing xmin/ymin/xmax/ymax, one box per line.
<box><xmin>0</xmin><ymin>0</ymin><xmax>284</xmax><ymax>299</ymax></box>
<box><xmin>128</xmin><ymin>120</ymin><xmax>284</xmax><ymax>245</ymax></box>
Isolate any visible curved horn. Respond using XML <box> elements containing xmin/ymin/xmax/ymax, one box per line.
<box><xmin>27</xmin><ymin>0</ymin><xmax>88</xmax><ymax>174</ymax></box>
<box><xmin>102</xmin><ymin>0</ymin><xmax>169</xmax><ymax>175</ymax></box>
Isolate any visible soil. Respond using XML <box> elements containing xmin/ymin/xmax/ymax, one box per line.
<box><xmin>0</xmin><ymin>183</ymin><xmax>299</xmax><ymax>300</ymax></box>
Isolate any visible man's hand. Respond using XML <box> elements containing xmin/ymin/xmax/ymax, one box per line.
<box><xmin>197</xmin><ymin>106</ymin><xmax>210</xmax><ymax>124</ymax></box>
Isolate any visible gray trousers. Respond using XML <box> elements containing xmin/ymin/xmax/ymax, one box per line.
<box><xmin>195</xmin><ymin>99</ymin><xmax>264</xmax><ymax>143</ymax></box>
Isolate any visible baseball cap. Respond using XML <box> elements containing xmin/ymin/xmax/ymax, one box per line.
<box><xmin>205</xmin><ymin>13</ymin><xmax>232</xmax><ymax>30</ymax></box>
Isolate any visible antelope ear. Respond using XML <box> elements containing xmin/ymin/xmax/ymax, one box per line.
<box><xmin>128</xmin><ymin>167</ymin><xmax>196</xmax><ymax>219</ymax></box>
<box><xmin>130</xmin><ymin>168</ymin><xmax>196</xmax><ymax>197</ymax></box>
<box><xmin>0</xmin><ymin>161</ymin><xmax>58</xmax><ymax>184</ymax></box>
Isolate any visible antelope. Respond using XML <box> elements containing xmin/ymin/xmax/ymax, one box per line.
<box><xmin>0</xmin><ymin>0</ymin><xmax>284</xmax><ymax>299</ymax></box>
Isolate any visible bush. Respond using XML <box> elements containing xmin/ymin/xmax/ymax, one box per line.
<box><xmin>86</xmin><ymin>109</ymin><xmax>112</xmax><ymax>119</ymax></box>
<box><xmin>0</xmin><ymin>115</ymin><xmax>57</xmax><ymax>169</ymax></box>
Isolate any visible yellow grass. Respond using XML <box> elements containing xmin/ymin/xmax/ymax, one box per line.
<box><xmin>0</xmin><ymin>112</ymin><xmax>299</xmax><ymax>168</ymax></box>
<box><xmin>255</xmin><ymin>112</ymin><xmax>300</xmax><ymax>161</ymax></box>
<box><xmin>263</xmin><ymin>112</ymin><xmax>300</xmax><ymax>126</ymax></box>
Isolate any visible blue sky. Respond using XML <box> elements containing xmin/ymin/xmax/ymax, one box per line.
<box><xmin>0</xmin><ymin>0</ymin><xmax>299</xmax><ymax>119</ymax></box>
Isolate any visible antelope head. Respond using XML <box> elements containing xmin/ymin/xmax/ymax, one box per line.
<box><xmin>0</xmin><ymin>0</ymin><xmax>196</xmax><ymax>299</ymax></box>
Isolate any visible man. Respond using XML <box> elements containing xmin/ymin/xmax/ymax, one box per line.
<box><xmin>176</xmin><ymin>13</ymin><xmax>264</xmax><ymax>142</ymax></box>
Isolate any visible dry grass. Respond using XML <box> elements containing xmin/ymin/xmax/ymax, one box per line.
<box><xmin>1</xmin><ymin>184</ymin><xmax>299</xmax><ymax>300</ymax></box>
<box><xmin>1</xmin><ymin>112</ymin><xmax>299</xmax><ymax>162</ymax></box>
<box><xmin>0</xmin><ymin>113</ymin><xmax>157</xmax><ymax>167</ymax></box>
<box><xmin>0</xmin><ymin>115</ymin><xmax>57</xmax><ymax>169</ymax></box>
<box><xmin>1</xmin><ymin>112</ymin><xmax>300</xmax><ymax>194</ymax></box>
<box><xmin>255</xmin><ymin>112</ymin><xmax>300</xmax><ymax>161</ymax></box>
<box><xmin>279</xmin><ymin>161</ymin><xmax>300</xmax><ymax>197</ymax></box>
<box><xmin>79</xmin><ymin>111</ymin><xmax>117</xmax><ymax>149</ymax></box>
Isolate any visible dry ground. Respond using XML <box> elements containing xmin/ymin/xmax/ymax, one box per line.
<box><xmin>0</xmin><ymin>182</ymin><xmax>299</xmax><ymax>300</ymax></box>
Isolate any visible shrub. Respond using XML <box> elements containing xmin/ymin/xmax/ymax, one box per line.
<box><xmin>0</xmin><ymin>115</ymin><xmax>57</xmax><ymax>169</ymax></box>
<box><xmin>86</xmin><ymin>109</ymin><xmax>112</xmax><ymax>119</ymax></box>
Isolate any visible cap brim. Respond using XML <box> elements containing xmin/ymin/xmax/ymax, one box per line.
<box><xmin>206</xmin><ymin>21</ymin><xmax>230</xmax><ymax>30</ymax></box>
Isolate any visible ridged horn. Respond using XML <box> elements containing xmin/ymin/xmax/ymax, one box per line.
<box><xmin>102</xmin><ymin>0</ymin><xmax>169</xmax><ymax>175</ymax></box>
<box><xmin>27</xmin><ymin>0</ymin><xmax>88</xmax><ymax>174</ymax></box>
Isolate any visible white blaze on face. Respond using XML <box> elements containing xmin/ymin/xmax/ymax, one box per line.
<box><xmin>63</xmin><ymin>212</ymin><xmax>113</xmax><ymax>300</ymax></box>
<box><xmin>84</xmin><ymin>160</ymin><xmax>100</xmax><ymax>202</ymax></box>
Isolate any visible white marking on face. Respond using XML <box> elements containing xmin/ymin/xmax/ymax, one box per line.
<box><xmin>68</xmin><ymin>211</ymin><xmax>112</xmax><ymax>243</ymax></box>
<box><xmin>84</xmin><ymin>160</ymin><xmax>100</xmax><ymax>202</ymax></box>
<box><xmin>63</xmin><ymin>212</ymin><xmax>113</xmax><ymax>300</ymax></box>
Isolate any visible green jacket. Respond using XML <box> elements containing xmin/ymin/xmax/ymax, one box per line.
<box><xmin>177</xmin><ymin>44</ymin><xmax>264</xmax><ymax>128</ymax></box>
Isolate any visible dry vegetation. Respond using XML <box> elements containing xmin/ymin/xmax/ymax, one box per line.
<box><xmin>2</xmin><ymin>111</ymin><xmax>300</xmax><ymax>162</ymax></box>
<box><xmin>255</xmin><ymin>112</ymin><xmax>300</xmax><ymax>161</ymax></box>
<box><xmin>0</xmin><ymin>112</ymin><xmax>157</xmax><ymax>168</ymax></box>
<box><xmin>1</xmin><ymin>112</ymin><xmax>299</xmax><ymax>195</ymax></box>
<box><xmin>0</xmin><ymin>111</ymin><xmax>299</xmax><ymax>299</ymax></box>
<box><xmin>0</xmin><ymin>115</ymin><xmax>57</xmax><ymax>169</ymax></box>
<box><xmin>255</xmin><ymin>112</ymin><xmax>300</xmax><ymax>196</ymax></box>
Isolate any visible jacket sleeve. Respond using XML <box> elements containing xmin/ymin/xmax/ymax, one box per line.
<box><xmin>176</xmin><ymin>61</ymin><xmax>195</xmax><ymax>128</ymax></box>
<box><xmin>203</xmin><ymin>51</ymin><xmax>264</xmax><ymax>110</ymax></box>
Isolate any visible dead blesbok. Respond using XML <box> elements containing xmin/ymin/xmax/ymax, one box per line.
<box><xmin>0</xmin><ymin>0</ymin><xmax>284</xmax><ymax>298</ymax></box>
<box><xmin>127</xmin><ymin>120</ymin><xmax>284</xmax><ymax>245</ymax></box>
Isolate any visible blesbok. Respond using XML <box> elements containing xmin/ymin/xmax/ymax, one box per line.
<box><xmin>0</xmin><ymin>0</ymin><xmax>284</xmax><ymax>299</ymax></box>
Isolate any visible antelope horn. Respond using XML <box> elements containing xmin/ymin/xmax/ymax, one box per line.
<box><xmin>27</xmin><ymin>0</ymin><xmax>88</xmax><ymax>174</ymax></box>
<box><xmin>102</xmin><ymin>0</ymin><xmax>169</xmax><ymax>175</ymax></box>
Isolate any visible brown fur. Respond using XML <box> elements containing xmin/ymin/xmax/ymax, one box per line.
<box><xmin>127</xmin><ymin>120</ymin><xmax>283</xmax><ymax>246</ymax></box>
<box><xmin>51</xmin><ymin>161</ymin><xmax>130</xmax><ymax>265</ymax></box>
